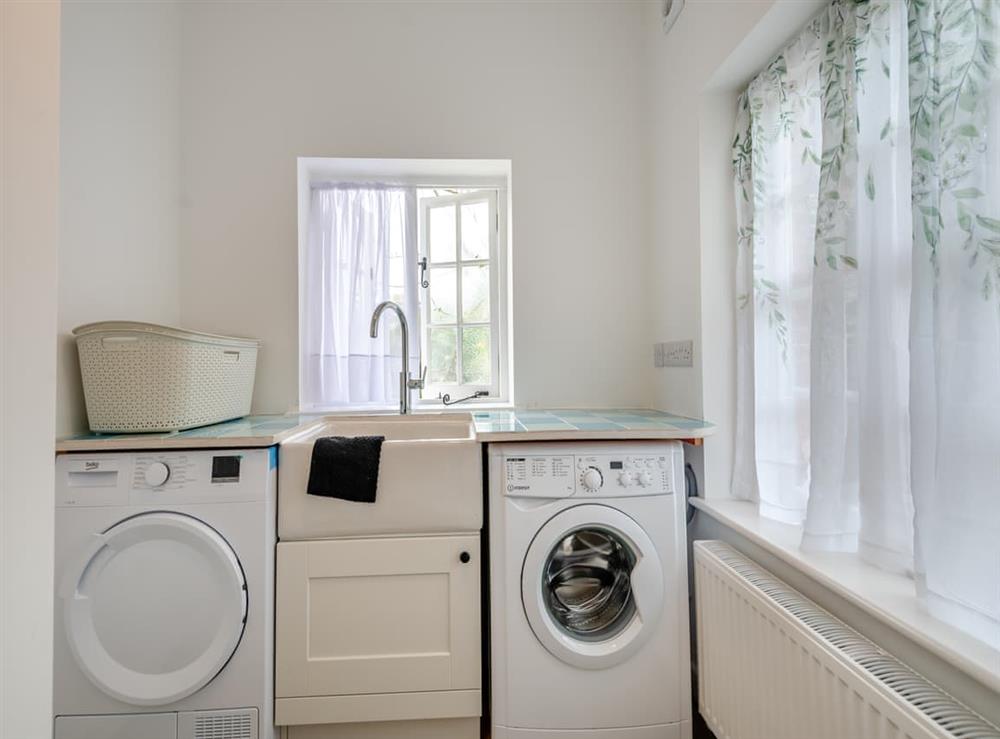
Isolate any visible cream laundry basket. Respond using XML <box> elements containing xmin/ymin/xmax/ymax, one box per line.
<box><xmin>73</xmin><ymin>321</ymin><xmax>261</xmax><ymax>433</ymax></box>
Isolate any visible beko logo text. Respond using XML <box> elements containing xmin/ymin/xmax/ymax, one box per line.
<box><xmin>85</xmin><ymin>461</ymin><xmax>99</xmax><ymax>470</ymax></box>
<box><xmin>507</xmin><ymin>484</ymin><xmax>530</xmax><ymax>491</ymax></box>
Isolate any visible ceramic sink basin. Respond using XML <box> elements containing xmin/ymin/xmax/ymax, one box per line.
<box><xmin>277</xmin><ymin>413</ymin><xmax>481</xmax><ymax>539</ymax></box>
<box><xmin>298</xmin><ymin>415</ymin><xmax>474</xmax><ymax>442</ymax></box>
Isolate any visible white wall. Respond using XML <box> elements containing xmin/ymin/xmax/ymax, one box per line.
<box><xmin>177</xmin><ymin>0</ymin><xmax>650</xmax><ymax>413</ymax></box>
<box><xmin>643</xmin><ymin>0</ymin><xmax>775</xmax><ymax>497</ymax></box>
<box><xmin>57</xmin><ymin>0</ymin><xmax>181</xmax><ymax>435</ymax></box>
<box><xmin>0</xmin><ymin>2</ymin><xmax>60</xmax><ymax>736</ymax></box>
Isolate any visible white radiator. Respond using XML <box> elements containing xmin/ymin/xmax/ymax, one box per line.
<box><xmin>693</xmin><ymin>540</ymin><xmax>1000</xmax><ymax>739</ymax></box>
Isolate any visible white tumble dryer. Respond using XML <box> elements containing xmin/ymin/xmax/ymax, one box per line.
<box><xmin>488</xmin><ymin>441</ymin><xmax>691</xmax><ymax>739</ymax></box>
<box><xmin>53</xmin><ymin>448</ymin><xmax>277</xmax><ymax>739</ymax></box>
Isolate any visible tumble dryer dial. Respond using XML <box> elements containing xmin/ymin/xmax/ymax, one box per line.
<box><xmin>144</xmin><ymin>461</ymin><xmax>170</xmax><ymax>488</ymax></box>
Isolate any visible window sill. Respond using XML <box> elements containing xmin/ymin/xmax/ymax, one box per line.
<box><xmin>690</xmin><ymin>497</ymin><xmax>1000</xmax><ymax>694</ymax></box>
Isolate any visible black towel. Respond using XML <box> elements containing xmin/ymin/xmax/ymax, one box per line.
<box><xmin>306</xmin><ymin>435</ymin><xmax>384</xmax><ymax>503</ymax></box>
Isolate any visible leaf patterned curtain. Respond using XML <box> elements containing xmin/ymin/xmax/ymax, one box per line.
<box><xmin>733</xmin><ymin>0</ymin><xmax>999</xmax><ymax>647</ymax></box>
<box><xmin>908</xmin><ymin>0</ymin><xmax>1000</xmax><ymax>648</ymax></box>
<box><xmin>732</xmin><ymin>27</ymin><xmax>823</xmax><ymax>523</ymax></box>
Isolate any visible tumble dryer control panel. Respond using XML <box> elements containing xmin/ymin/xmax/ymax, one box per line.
<box><xmin>55</xmin><ymin>448</ymin><xmax>275</xmax><ymax>508</ymax></box>
<box><xmin>502</xmin><ymin>448</ymin><xmax>675</xmax><ymax>499</ymax></box>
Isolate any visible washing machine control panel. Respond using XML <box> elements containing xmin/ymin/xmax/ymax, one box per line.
<box><xmin>502</xmin><ymin>452</ymin><xmax>673</xmax><ymax>498</ymax></box>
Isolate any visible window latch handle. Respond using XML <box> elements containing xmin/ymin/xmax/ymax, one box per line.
<box><xmin>418</xmin><ymin>257</ymin><xmax>429</xmax><ymax>288</ymax></box>
<box><xmin>440</xmin><ymin>390</ymin><xmax>488</xmax><ymax>406</ymax></box>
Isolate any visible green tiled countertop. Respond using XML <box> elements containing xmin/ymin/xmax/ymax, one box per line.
<box><xmin>471</xmin><ymin>408</ymin><xmax>713</xmax><ymax>442</ymax></box>
<box><xmin>55</xmin><ymin>414</ymin><xmax>318</xmax><ymax>452</ymax></box>
<box><xmin>56</xmin><ymin>409</ymin><xmax>713</xmax><ymax>452</ymax></box>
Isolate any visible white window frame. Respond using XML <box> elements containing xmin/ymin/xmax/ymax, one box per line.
<box><xmin>296</xmin><ymin>158</ymin><xmax>513</xmax><ymax>412</ymax></box>
<box><xmin>418</xmin><ymin>189</ymin><xmax>505</xmax><ymax>403</ymax></box>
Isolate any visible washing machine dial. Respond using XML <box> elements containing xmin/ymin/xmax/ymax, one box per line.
<box><xmin>580</xmin><ymin>467</ymin><xmax>604</xmax><ymax>492</ymax></box>
<box><xmin>618</xmin><ymin>471</ymin><xmax>634</xmax><ymax>487</ymax></box>
<box><xmin>638</xmin><ymin>471</ymin><xmax>653</xmax><ymax>487</ymax></box>
<box><xmin>144</xmin><ymin>461</ymin><xmax>171</xmax><ymax>488</ymax></box>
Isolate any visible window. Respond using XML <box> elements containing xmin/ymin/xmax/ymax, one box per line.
<box><xmin>298</xmin><ymin>159</ymin><xmax>510</xmax><ymax>411</ymax></box>
<box><xmin>419</xmin><ymin>189</ymin><xmax>502</xmax><ymax>400</ymax></box>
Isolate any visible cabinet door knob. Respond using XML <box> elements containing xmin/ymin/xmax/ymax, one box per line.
<box><xmin>459</xmin><ymin>551</ymin><xmax>471</xmax><ymax>564</ymax></box>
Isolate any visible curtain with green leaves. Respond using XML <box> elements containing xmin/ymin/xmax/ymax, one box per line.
<box><xmin>908</xmin><ymin>0</ymin><xmax>1000</xmax><ymax>648</ymax></box>
<box><xmin>732</xmin><ymin>22</ymin><xmax>823</xmax><ymax>523</ymax></box>
<box><xmin>733</xmin><ymin>0</ymin><xmax>999</xmax><ymax>647</ymax></box>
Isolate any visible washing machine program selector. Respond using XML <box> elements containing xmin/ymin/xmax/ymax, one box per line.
<box><xmin>581</xmin><ymin>467</ymin><xmax>604</xmax><ymax>492</ymax></box>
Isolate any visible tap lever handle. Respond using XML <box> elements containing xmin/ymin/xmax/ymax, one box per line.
<box><xmin>408</xmin><ymin>365</ymin><xmax>427</xmax><ymax>390</ymax></box>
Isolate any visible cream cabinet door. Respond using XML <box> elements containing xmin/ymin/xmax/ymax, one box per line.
<box><xmin>276</xmin><ymin>535</ymin><xmax>481</xmax><ymax>698</ymax></box>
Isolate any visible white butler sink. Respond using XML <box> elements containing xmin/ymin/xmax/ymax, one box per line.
<box><xmin>277</xmin><ymin>413</ymin><xmax>481</xmax><ymax>539</ymax></box>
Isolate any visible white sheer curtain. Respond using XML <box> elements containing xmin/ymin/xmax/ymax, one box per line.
<box><xmin>733</xmin><ymin>0</ymin><xmax>1000</xmax><ymax>647</ymax></box>
<box><xmin>734</xmin><ymin>0</ymin><xmax>914</xmax><ymax>561</ymax></box>
<box><xmin>848</xmin><ymin>0</ymin><xmax>914</xmax><ymax>572</ymax></box>
<box><xmin>732</xmin><ymin>27</ymin><xmax>823</xmax><ymax>524</ymax></box>
<box><xmin>301</xmin><ymin>185</ymin><xmax>419</xmax><ymax>409</ymax></box>
<box><xmin>909</xmin><ymin>0</ymin><xmax>1000</xmax><ymax>648</ymax></box>
<box><xmin>801</xmin><ymin>0</ymin><xmax>914</xmax><ymax>569</ymax></box>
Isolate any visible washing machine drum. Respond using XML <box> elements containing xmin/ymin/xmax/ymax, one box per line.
<box><xmin>522</xmin><ymin>505</ymin><xmax>664</xmax><ymax>670</ymax></box>
<box><xmin>60</xmin><ymin>512</ymin><xmax>248</xmax><ymax>706</ymax></box>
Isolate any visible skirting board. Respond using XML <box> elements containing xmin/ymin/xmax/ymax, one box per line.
<box><xmin>275</xmin><ymin>689</ymin><xmax>481</xmax><ymax>726</ymax></box>
<box><xmin>283</xmin><ymin>717</ymin><xmax>480</xmax><ymax>739</ymax></box>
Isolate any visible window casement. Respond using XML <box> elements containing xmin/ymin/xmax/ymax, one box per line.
<box><xmin>418</xmin><ymin>189</ymin><xmax>504</xmax><ymax>402</ymax></box>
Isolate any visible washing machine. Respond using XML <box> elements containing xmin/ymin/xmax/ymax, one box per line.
<box><xmin>488</xmin><ymin>441</ymin><xmax>691</xmax><ymax>739</ymax></box>
<box><xmin>53</xmin><ymin>448</ymin><xmax>277</xmax><ymax>739</ymax></box>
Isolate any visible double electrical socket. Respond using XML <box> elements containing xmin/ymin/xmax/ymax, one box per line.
<box><xmin>654</xmin><ymin>340</ymin><xmax>694</xmax><ymax>367</ymax></box>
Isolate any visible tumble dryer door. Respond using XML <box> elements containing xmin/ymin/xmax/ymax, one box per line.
<box><xmin>60</xmin><ymin>512</ymin><xmax>247</xmax><ymax>706</ymax></box>
<box><xmin>522</xmin><ymin>504</ymin><xmax>664</xmax><ymax>669</ymax></box>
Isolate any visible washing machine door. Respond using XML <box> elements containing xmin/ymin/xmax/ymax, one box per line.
<box><xmin>60</xmin><ymin>511</ymin><xmax>247</xmax><ymax>706</ymax></box>
<box><xmin>522</xmin><ymin>504</ymin><xmax>664</xmax><ymax>669</ymax></box>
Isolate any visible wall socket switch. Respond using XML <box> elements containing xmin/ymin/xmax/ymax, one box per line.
<box><xmin>655</xmin><ymin>340</ymin><xmax>693</xmax><ymax>367</ymax></box>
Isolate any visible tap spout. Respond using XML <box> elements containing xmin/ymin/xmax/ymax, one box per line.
<box><xmin>370</xmin><ymin>301</ymin><xmax>420</xmax><ymax>414</ymax></box>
